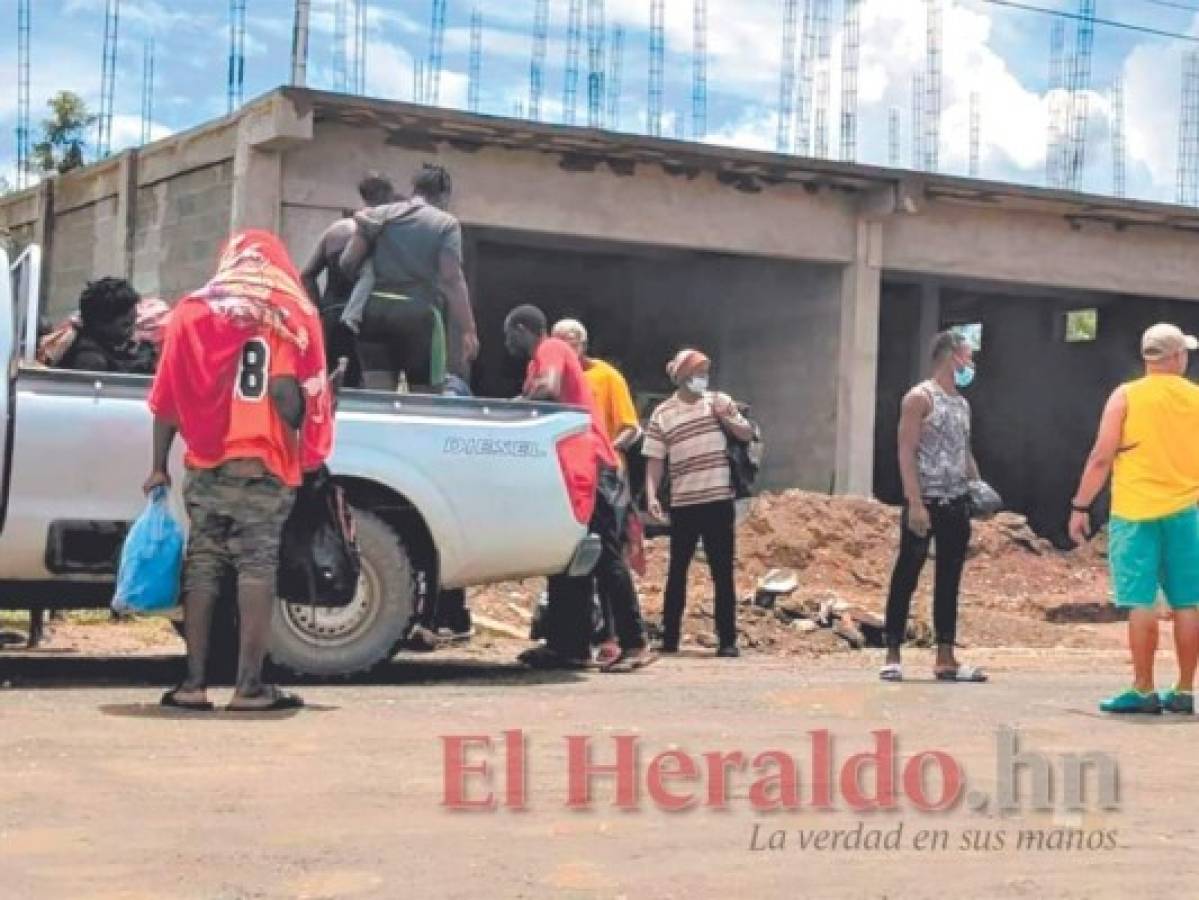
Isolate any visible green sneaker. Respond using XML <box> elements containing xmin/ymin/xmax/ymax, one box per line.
<box><xmin>1159</xmin><ymin>688</ymin><xmax>1195</xmax><ymax>714</ymax></box>
<box><xmin>1099</xmin><ymin>689</ymin><xmax>1162</xmax><ymax>715</ymax></box>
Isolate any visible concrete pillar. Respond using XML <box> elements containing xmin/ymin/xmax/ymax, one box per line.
<box><xmin>834</xmin><ymin>217</ymin><xmax>882</xmax><ymax>496</ymax></box>
<box><xmin>231</xmin><ymin>145</ymin><xmax>284</xmax><ymax>233</ymax></box>
<box><xmin>117</xmin><ymin>149</ymin><xmax>139</xmax><ymax>279</ymax></box>
<box><xmin>33</xmin><ymin>178</ymin><xmax>54</xmax><ymax>309</ymax></box>
<box><xmin>230</xmin><ymin>94</ymin><xmax>314</xmax><ymax>233</ymax></box>
<box><xmin>912</xmin><ymin>280</ymin><xmax>940</xmax><ymax>382</ymax></box>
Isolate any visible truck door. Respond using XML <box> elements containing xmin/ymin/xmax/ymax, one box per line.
<box><xmin>0</xmin><ymin>244</ymin><xmax>41</xmax><ymax>535</ymax></box>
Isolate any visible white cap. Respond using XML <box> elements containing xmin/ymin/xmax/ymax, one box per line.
<box><xmin>1142</xmin><ymin>323</ymin><xmax>1199</xmax><ymax>360</ymax></box>
<box><xmin>552</xmin><ymin>318</ymin><xmax>588</xmax><ymax>344</ymax></box>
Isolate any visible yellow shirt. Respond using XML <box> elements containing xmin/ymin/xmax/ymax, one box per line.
<box><xmin>584</xmin><ymin>358</ymin><xmax>639</xmax><ymax>444</ymax></box>
<box><xmin>1112</xmin><ymin>374</ymin><xmax>1199</xmax><ymax>521</ymax></box>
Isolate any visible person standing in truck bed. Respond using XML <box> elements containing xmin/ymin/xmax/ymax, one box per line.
<box><xmin>300</xmin><ymin>173</ymin><xmax>397</xmax><ymax>385</ymax></box>
<box><xmin>338</xmin><ymin>163</ymin><xmax>479</xmax><ymax>392</ymax></box>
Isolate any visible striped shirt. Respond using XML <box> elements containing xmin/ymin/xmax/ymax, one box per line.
<box><xmin>643</xmin><ymin>392</ymin><xmax>745</xmax><ymax>508</ymax></box>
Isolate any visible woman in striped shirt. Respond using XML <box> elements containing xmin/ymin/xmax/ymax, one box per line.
<box><xmin>644</xmin><ymin>350</ymin><xmax>754</xmax><ymax>658</ymax></box>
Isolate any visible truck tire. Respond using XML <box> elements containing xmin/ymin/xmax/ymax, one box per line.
<box><xmin>267</xmin><ymin>508</ymin><xmax>417</xmax><ymax>677</ymax></box>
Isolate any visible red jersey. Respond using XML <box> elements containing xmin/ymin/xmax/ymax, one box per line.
<box><xmin>525</xmin><ymin>337</ymin><xmax>618</xmax><ymax>469</ymax></box>
<box><xmin>149</xmin><ymin>231</ymin><xmax>333</xmax><ymax>488</ymax></box>
<box><xmin>149</xmin><ymin>300</ymin><xmax>303</xmax><ymax>486</ymax></box>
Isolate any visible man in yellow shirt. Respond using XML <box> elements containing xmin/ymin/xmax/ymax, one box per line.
<box><xmin>553</xmin><ymin>319</ymin><xmax>645</xmax><ymax>669</ymax></box>
<box><xmin>1071</xmin><ymin>323</ymin><xmax>1199</xmax><ymax>715</ymax></box>
<box><xmin>552</xmin><ymin>319</ymin><xmax>641</xmax><ymax>453</ymax></box>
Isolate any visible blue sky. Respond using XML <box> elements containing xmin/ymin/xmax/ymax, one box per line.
<box><xmin>5</xmin><ymin>1</ymin><xmax>1199</xmax><ymax>204</ymax></box>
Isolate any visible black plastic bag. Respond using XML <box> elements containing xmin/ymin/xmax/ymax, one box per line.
<box><xmin>721</xmin><ymin>404</ymin><xmax>764</xmax><ymax>500</ymax></box>
<box><xmin>277</xmin><ymin>466</ymin><xmax>361</xmax><ymax>608</ymax></box>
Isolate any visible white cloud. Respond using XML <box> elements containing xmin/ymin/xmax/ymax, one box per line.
<box><xmin>63</xmin><ymin>0</ymin><xmax>199</xmax><ymax>31</ymax></box>
<box><xmin>703</xmin><ymin>109</ymin><xmax>775</xmax><ymax>152</ymax></box>
<box><xmin>109</xmin><ymin>114</ymin><xmax>173</xmax><ymax>153</ymax></box>
<box><xmin>1123</xmin><ymin>32</ymin><xmax>1190</xmax><ymax>200</ymax></box>
<box><xmin>364</xmin><ymin>40</ymin><xmax>417</xmax><ymax>102</ymax></box>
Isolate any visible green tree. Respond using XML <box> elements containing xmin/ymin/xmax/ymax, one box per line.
<box><xmin>31</xmin><ymin>91</ymin><xmax>97</xmax><ymax>176</ymax></box>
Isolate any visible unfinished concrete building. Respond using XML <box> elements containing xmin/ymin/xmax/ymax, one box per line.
<box><xmin>6</xmin><ymin>87</ymin><xmax>1199</xmax><ymax>543</ymax></box>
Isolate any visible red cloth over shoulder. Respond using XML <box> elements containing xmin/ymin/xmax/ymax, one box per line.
<box><xmin>149</xmin><ymin>230</ymin><xmax>333</xmax><ymax>482</ymax></box>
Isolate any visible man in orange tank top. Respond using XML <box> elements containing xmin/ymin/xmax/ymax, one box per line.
<box><xmin>1071</xmin><ymin>323</ymin><xmax>1199</xmax><ymax>715</ymax></box>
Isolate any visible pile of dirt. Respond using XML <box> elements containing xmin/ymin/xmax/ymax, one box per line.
<box><xmin>3</xmin><ymin>493</ymin><xmax>1118</xmax><ymax>662</ymax></box>
<box><xmin>472</xmin><ymin>491</ymin><xmax>1118</xmax><ymax>657</ymax></box>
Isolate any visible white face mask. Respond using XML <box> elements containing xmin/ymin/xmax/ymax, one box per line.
<box><xmin>686</xmin><ymin>375</ymin><xmax>709</xmax><ymax>394</ymax></box>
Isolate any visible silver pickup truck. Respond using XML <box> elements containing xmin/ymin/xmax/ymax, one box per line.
<box><xmin>0</xmin><ymin>246</ymin><xmax>599</xmax><ymax>675</ymax></box>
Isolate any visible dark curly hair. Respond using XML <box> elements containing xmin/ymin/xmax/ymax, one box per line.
<box><xmin>79</xmin><ymin>277</ymin><xmax>140</xmax><ymax>330</ymax></box>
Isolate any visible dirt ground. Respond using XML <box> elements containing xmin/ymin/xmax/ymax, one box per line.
<box><xmin>471</xmin><ymin>490</ymin><xmax>1119</xmax><ymax>657</ymax></box>
<box><xmin>5</xmin><ymin>492</ymin><xmax>1185</xmax><ymax>899</ymax></box>
<box><xmin>2</xmin><ymin>646</ymin><xmax>1197</xmax><ymax>900</ymax></box>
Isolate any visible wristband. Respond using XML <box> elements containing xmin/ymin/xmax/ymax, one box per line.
<box><xmin>1071</xmin><ymin>502</ymin><xmax>1091</xmax><ymax>514</ymax></box>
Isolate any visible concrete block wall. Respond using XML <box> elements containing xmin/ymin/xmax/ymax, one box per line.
<box><xmin>46</xmin><ymin>196</ymin><xmax>121</xmax><ymax>320</ymax></box>
<box><xmin>0</xmin><ymin>113</ymin><xmax>238</xmax><ymax>321</ymax></box>
<box><xmin>133</xmin><ymin>161</ymin><xmax>234</xmax><ymax>301</ymax></box>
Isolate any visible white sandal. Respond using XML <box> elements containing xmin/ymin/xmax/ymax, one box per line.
<box><xmin>879</xmin><ymin>663</ymin><xmax>903</xmax><ymax>682</ymax></box>
<box><xmin>935</xmin><ymin>664</ymin><xmax>988</xmax><ymax>683</ymax></box>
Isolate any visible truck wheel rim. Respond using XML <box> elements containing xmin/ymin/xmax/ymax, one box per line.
<box><xmin>278</xmin><ymin>557</ymin><xmax>381</xmax><ymax>648</ymax></box>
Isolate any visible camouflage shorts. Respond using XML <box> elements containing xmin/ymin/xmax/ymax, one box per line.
<box><xmin>182</xmin><ymin>460</ymin><xmax>296</xmax><ymax>596</ymax></box>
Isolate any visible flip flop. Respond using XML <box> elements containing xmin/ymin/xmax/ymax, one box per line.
<box><xmin>226</xmin><ymin>689</ymin><xmax>304</xmax><ymax>712</ymax></box>
<box><xmin>160</xmin><ymin>688</ymin><xmax>215</xmax><ymax>712</ymax></box>
<box><xmin>935</xmin><ymin>664</ymin><xmax>988</xmax><ymax>683</ymax></box>
<box><xmin>879</xmin><ymin>663</ymin><xmax>903</xmax><ymax>683</ymax></box>
<box><xmin>603</xmin><ymin>649</ymin><xmax>660</xmax><ymax>673</ymax></box>
<box><xmin>518</xmin><ymin>646</ymin><xmax>593</xmax><ymax>671</ymax></box>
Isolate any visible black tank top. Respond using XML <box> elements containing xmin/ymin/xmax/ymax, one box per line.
<box><xmin>321</xmin><ymin>250</ymin><xmax>356</xmax><ymax>311</ymax></box>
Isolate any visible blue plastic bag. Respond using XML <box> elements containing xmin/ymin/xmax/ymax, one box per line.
<box><xmin>112</xmin><ymin>488</ymin><xmax>184</xmax><ymax>614</ymax></box>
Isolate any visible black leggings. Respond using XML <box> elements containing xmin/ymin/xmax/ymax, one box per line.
<box><xmin>884</xmin><ymin>496</ymin><xmax>972</xmax><ymax>648</ymax></box>
<box><xmin>321</xmin><ymin>304</ymin><xmax>364</xmax><ymax>388</ymax></box>
<box><xmin>663</xmin><ymin>500</ymin><xmax>737</xmax><ymax>649</ymax></box>
<box><xmin>321</xmin><ymin>299</ymin><xmax>435</xmax><ymax>390</ymax></box>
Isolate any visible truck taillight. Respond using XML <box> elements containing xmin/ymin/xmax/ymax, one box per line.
<box><xmin>556</xmin><ymin>431</ymin><xmax>597</xmax><ymax>525</ymax></box>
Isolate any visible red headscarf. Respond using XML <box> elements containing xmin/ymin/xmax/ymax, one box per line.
<box><xmin>148</xmin><ymin>230</ymin><xmax>333</xmax><ymax>474</ymax></box>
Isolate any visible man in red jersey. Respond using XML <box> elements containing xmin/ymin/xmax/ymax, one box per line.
<box><xmin>504</xmin><ymin>305</ymin><xmax>654</xmax><ymax>673</ymax></box>
<box><xmin>145</xmin><ymin>231</ymin><xmax>334</xmax><ymax>712</ymax></box>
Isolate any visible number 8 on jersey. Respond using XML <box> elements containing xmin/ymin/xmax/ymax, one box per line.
<box><xmin>237</xmin><ymin>338</ymin><xmax>270</xmax><ymax>402</ymax></box>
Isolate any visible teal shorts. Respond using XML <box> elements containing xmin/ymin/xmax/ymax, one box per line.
<box><xmin>1109</xmin><ymin>507</ymin><xmax>1199</xmax><ymax>609</ymax></box>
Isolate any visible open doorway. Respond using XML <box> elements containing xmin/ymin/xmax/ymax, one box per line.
<box><xmin>466</xmin><ymin>227</ymin><xmax>844</xmax><ymax>491</ymax></box>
